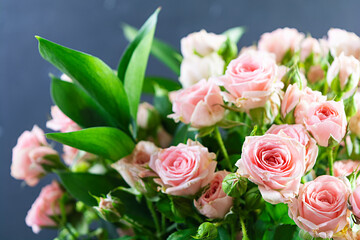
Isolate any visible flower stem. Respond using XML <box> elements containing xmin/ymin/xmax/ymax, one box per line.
<box><xmin>328</xmin><ymin>147</ymin><xmax>334</xmax><ymax>176</ymax></box>
<box><xmin>214</xmin><ymin>127</ymin><xmax>233</xmax><ymax>171</ymax></box>
<box><xmin>240</xmin><ymin>218</ymin><xmax>249</xmax><ymax>240</ymax></box>
<box><xmin>146</xmin><ymin>198</ymin><xmax>161</xmax><ymax>236</ymax></box>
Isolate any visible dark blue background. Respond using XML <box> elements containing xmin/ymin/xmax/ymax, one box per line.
<box><xmin>1</xmin><ymin>0</ymin><xmax>360</xmax><ymax>239</ymax></box>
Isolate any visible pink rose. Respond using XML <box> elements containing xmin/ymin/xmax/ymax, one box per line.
<box><xmin>288</xmin><ymin>175</ymin><xmax>350</xmax><ymax>238</ymax></box>
<box><xmin>327</xmin><ymin>53</ymin><xmax>360</xmax><ymax>95</ymax></box>
<box><xmin>46</xmin><ymin>106</ymin><xmax>81</xmax><ymax>132</ymax></box>
<box><xmin>258</xmin><ymin>28</ymin><xmax>304</xmax><ymax>63</ymax></box>
<box><xmin>194</xmin><ymin>171</ymin><xmax>233</xmax><ymax>219</ymax></box>
<box><xmin>307</xmin><ymin>65</ymin><xmax>325</xmax><ymax>84</ymax></box>
<box><xmin>112</xmin><ymin>141</ymin><xmax>158</xmax><ymax>192</ymax></box>
<box><xmin>266</xmin><ymin>124</ymin><xmax>318</xmax><ymax>173</ymax></box>
<box><xmin>25</xmin><ymin>181</ymin><xmax>64</xmax><ymax>233</ymax></box>
<box><xmin>349</xmin><ymin>91</ymin><xmax>360</xmax><ymax>136</ymax></box>
<box><xmin>217</xmin><ymin>50</ymin><xmax>283</xmax><ymax>110</ymax></box>
<box><xmin>334</xmin><ymin>160</ymin><xmax>360</xmax><ymax>177</ymax></box>
<box><xmin>304</xmin><ymin>100</ymin><xmax>347</xmax><ymax>147</ymax></box>
<box><xmin>236</xmin><ymin>134</ymin><xmax>305</xmax><ymax>204</ymax></box>
<box><xmin>62</xmin><ymin>145</ymin><xmax>94</xmax><ymax>166</ymax></box>
<box><xmin>350</xmin><ymin>185</ymin><xmax>360</xmax><ymax>219</ymax></box>
<box><xmin>300</xmin><ymin>37</ymin><xmax>322</xmax><ymax>62</ymax></box>
<box><xmin>169</xmin><ymin>79</ymin><xmax>225</xmax><ymax>128</ymax></box>
<box><xmin>179</xmin><ymin>53</ymin><xmax>225</xmax><ymax>88</ymax></box>
<box><xmin>149</xmin><ymin>140</ymin><xmax>217</xmax><ymax>196</ymax></box>
<box><xmin>156</xmin><ymin>127</ymin><xmax>172</xmax><ymax>148</ymax></box>
<box><xmin>11</xmin><ymin>125</ymin><xmax>57</xmax><ymax>186</ymax></box>
<box><xmin>327</xmin><ymin>28</ymin><xmax>360</xmax><ymax>59</ymax></box>
<box><xmin>181</xmin><ymin>29</ymin><xmax>226</xmax><ymax>58</ymax></box>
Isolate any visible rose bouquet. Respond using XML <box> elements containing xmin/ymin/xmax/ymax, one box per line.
<box><xmin>11</xmin><ymin>8</ymin><xmax>360</xmax><ymax>240</ymax></box>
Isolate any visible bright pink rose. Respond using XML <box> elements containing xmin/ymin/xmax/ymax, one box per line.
<box><xmin>236</xmin><ymin>134</ymin><xmax>305</xmax><ymax>204</ymax></box>
<box><xmin>327</xmin><ymin>28</ymin><xmax>360</xmax><ymax>59</ymax></box>
<box><xmin>194</xmin><ymin>171</ymin><xmax>233</xmax><ymax>219</ymax></box>
<box><xmin>266</xmin><ymin>124</ymin><xmax>318</xmax><ymax>173</ymax></box>
<box><xmin>327</xmin><ymin>53</ymin><xmax>360</xmax><ymax>95</ymax></box>
<box><xmin>300</xmin><ymin>37</ymin><xmax>322</xmax><ymax>62</ymax></box>
<box><xmin>304</xmin><ymin>100</ymin><xmax>347</xmax><ymax>147</ymax></box>
<box><xmin>180</xmin><ymin>29</ymin><xmax>226</xmax><ymax>58</ymax></box>
<box><xmin>350</xmin><ymin>185</ymin><xmax>360</xmax><ymax>219</ymax></box>
<box><xmin>258</xmin><ymin>28</ymin><xmax>304</xmax><ymax>63</ymax></box>
<box><xmin>288</xmin><ymin>175</ymin><xmax>350</xmax><ymax>238</ymax></box>
<box><xmin>11</xmin><ymin>125</ymin><xmax>57</xmax><ymax>186</ymax></box>
<box><xmin>112</xmin><ymin>141</ymin><xmax>158</xmax><ymax>193</ymax></box>
<box><xmin>169</xmin><ymin>79</ymin><xmax>225</xmax><ymax>128</ymax></box>
<box><xmin>46</xmin><ymin>106</ymin><xmax>81</xmax><ymax>133</ymax></box>
<box><xmin>217</xmin><ymin>50</ymin><xmax>283</xmax><ymax>110</ymax></box>
<box><xmin>334</xmin><ymin>160</ymin><xmax>360</xmax><ymax>177</ymax></box>
<box><xmin>149</xmin><ymin>140</ymin><xmax>217</xmax><ymax>196</ymax></box>
<box><xmin>25</xmin><ymin>181</ymin><xmax>64</xmax><ymax>233</ymax></box>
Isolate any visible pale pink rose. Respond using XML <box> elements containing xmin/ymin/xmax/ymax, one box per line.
<box><xmin>236</xmin><ymin>134</ymin><xmax>305</xmax><ymax>204</ymax></box>
<box><xmin>179</xmin><ymin>53</ymin><xmax>224</xmax><ymax>88</ymax></box>
<box><xmin>180</xmin><ymin>29</ymin><xmax>226</xmax><ymax>58</ymax></box>
<box><xmin>327</xmin><ymin>53</ymin><xmax>360</xmax><ymax>94</ymax></box>
<box><xmin>46</xmin><ymin>106</ymin><xmax>81</xmax><ymax>132</ymax></box>
<box><xmin>334</xmin><ymin>160</ymin><xmax>360</xmax><ymax>178</ymax></box>
<box><xmin>327</xmin><ymin>28</ymin><xmax>360</xmax><ymax>59</ymax></box>
<box><xmin>307</xmin><ymin>65</ymin><xmax>325</xmax><ymax>84</ymax></box>
<box><xmin>300</xmin><ymin>37</ymin><xmax>322</xmax><ymax>62</ymax></box>
<box><xmin>349</xmin><ymin>91</ymin><xmax>360</xmax><ymax>136</ymax></box>
<box><xmin>25</xmin><ymin>181</ymin><xmax>64</xmax><ymax>233</ymax></box>
<box><xmin>137</xmin><ymin>102</ymin><xmax>155</xmax><ymax>129</ymax></box>
<box><xmin>62</xmin><ymin>145</ymin><xmax>94</xmax><ymax>166</ymax></box>
<box><xmin>350</xmin><ymin>185</ymin><xmax>360</xmax><ymax>219</ymax></box>
<box><xmin>169</xmin><ymin>79</ymin><xmax>225</xmax><ymax>128</ymax></box>
<box><xmin>281</xmin><ymin>84</ymin><xmax>303</xmax><ymax>118</ymax></box>
<box><xmin>194</xmin><ymin>171</ymin><xmax>233</xmax><ymax>219</ymax></box>
<box><xmin>156</xmin><ymin>127</ymin><xmax>172</xmax><ymax>148</ymax></box>
<box><xmin>112</xmin><ymin>141</ymin><xmax>158</xmax><ymax>192</ymax></box>
<box><xmin>11</xmin><ymin>125</ymin><xmax>57</xmax><ymax>186</ymax></box>
<box><xmin>258</xmin><ymin>28</ymin><xmax>304</xmax><ymax>63</ymax></box>
<box><xmin>288</xmin><ymin>175</ymin><xmax>350</xmax><ymax>238</ymax></box>
<box><xmin>217</xmin><ymin>50</ymin><xmax>283</xmax><ymax>110</ymax></box>
<box><xmin>149</xmin><ymin>140</ymin><xmax>217</xmax><ymax>196</ymax></box>
<box><xmin>266</xmin><ymin>124</ymin><xmax>318</xmax><ymax>173</ymax></box>
<box><xmin>304</xmin><ymin>100</ymin><xmax>347</xmax><ymax>147</ymax></box>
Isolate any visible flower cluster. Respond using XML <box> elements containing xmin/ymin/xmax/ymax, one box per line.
<box><xmin>11</xmin><ymin>9</ymin><xmax>360</xmax><ymax>240</ymax></box>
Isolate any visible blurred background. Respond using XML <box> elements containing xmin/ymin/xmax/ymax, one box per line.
<box><xmin>1</xmin><ymin>0</ymin><xmax>360</xmax><ymax>239</ymax></box>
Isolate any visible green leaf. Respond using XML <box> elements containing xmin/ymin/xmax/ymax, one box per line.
<box><xmin>36</xmin><ymin>36</ymin><xmax>131</xmax><ymax>133</ymax></box>
<box><xmin>154</xmin><ymin>85</ymin><xmax>178</xmax><ymax>134</ymax></box>
<box><xmin>167</xmin><ymin>228</ymin><xmax>197</xmax><ymax>240</ymax></box>
<box><xmin>118</xmin><ymin>8</ymin><xmax>159</xmax><ymax>121</ymax></box>
<box><xmin>194</xmin><ymin>223</ymin><xmax>218</xmax><ymax>240</ymax></box>
<box><xmin>273</xmin><ymin>225</ymin><xmax>298</xmax><ymax>240</ymax></box>
<box><xmin>222</xmin><ymin>173</ymin><xmax>247</xmax><ymax>197</ymax></box>
<box><xmin>142</xmin><ymin>76</ymin><xmax>181</xmax><ymax>94</ymax></box>
<box><xmin>222</xmin><ymin>26</ymin><xmax>246</xmax><ymax>44</ymax></box>
<box><xmin>51</xmin><ymin>77</ymin><xmax>115</xmax><ymax>128</ymax></box>
<box><xmin>172</xmin><ymin>123</ymin><xmax>189</xmax><ymax>145</ymax></box>
<box><xmin>46</xmin><ymin>127</ymin><xmax>135</xmax><ymax>162</ymax></box>
<box><xmin>122</xmin><ymin>23</ymin><xmax>182</xmax><ymax>76</ymax></box>
<box><xmin>265</xmin><ymin>202</ymin><xmax>295</xmax><ymax>225</ymax></box>
<box><xmin>216</xmin><ymin>227</ymin><xmax>231</xmax><ymax>240</ymax></box>
<box><xmin>57</xmin><ymin>172</ymin><xmax>124</xmax><ymax>206</ymax></box>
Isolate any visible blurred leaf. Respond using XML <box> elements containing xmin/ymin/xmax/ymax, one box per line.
<box><xmin>36</xmin><ymin>36</ymin><xmax>131</xmax><ymax>133</ymax></box>
<box><xmin>51</xmin><ymin>77</ymin><xmax>114</xmax><ymax>128</ymax></box>
<box><xmin>273</xmin><ymin>225</ymin><xmax>298</xmax><ymax>240</ymax></box>
<box><xmin>118</xmin><ymin>8</ymin><xmax>159</xmax><ymax>122</ymax></box>
<box><xmin>142</xmin><ymin>76</ymin><xmax>181</xmax><ymax>94</ymax></box>
<box><xmin>222</xmin><ymin>26</ymin><xmax>246</xmax><ymax>44</ymax></box>
<box><xmin>122</xmin><ymin>23</ymin><xmax>182</xmax><ymax>75</ymax></box>
<box><xmin>172</xmin><ymin>123</ymin><xmax>189</xmax><ymax>145</ymax></box>
<box><xmin>154</xmin><ymin>85</ymin><xmax>178</xmax><ymax>134</ymax></box>
<box><xmin>216</xmin><ymin>226</ymin><xmax>231</xmax><ymax>240</ymax></box>
<box><xmin>167</xmin><ymin>228</ymin><xmax>197</xmax><ymax>240</ymax></box>
<box><xmin>47</xmin><ymin>127</ymin><xmax>135</xmax><ymax>162</ymax></box>
<box><xmin>265</xmin><ymin>202</ymin><xmax>295</xmax><ymax>225</ymax></box>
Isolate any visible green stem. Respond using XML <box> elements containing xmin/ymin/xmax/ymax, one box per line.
<box><xmin>328</xmin><ymin>147</ymin><xmax>334</xmax><ymax>176</ymax></box>
<box><xmin>240</xmin><ymin>218</ymin><xmax>249</xmax><ymax>240</ymax></box>
<box><xmin>146</xmin><ymin>198</ymin><xmax>161</xmax><ymax>236</ymax></box>
<box><xmin>161</xmin><ymin>213</ymin><xmax>166</xmax><ymax>234</ymax></box>
<box><xmin>214</xmin><ymin>127</ymin><xmax>233</xmax><ymax>171</ymax></box>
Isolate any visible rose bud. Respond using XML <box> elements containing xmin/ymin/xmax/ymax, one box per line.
<box><xmin>303</xmin><ymin>100</ymin><xmax>347</xmax><ymax>147</ymax></box>
<box><xmin>266</xmin><ymin>124</ymin><xmax>318</xmax><ymax>173</ymax></box>
<box><xmin>46</xmin><ymin>105</ymin><xmax>81</xmax><ymax>133</ymax></box>
<box><xmin>327</xmin><ymin>53</ymin><xmax>360</xmax><ymax>97</ymax></box>
<box><xmin>236</xmin><ymin>134</ymin><xmax>305</xmax><ymax>204</ymax></box>
<box><xmin>300</xmin><ymin>37</ymin><xmax>322</xmax><ymax>62</ymax></box>
<box><xmin>25</xmin><ymin>181</ymin><xmax>65</xmax><ymax>233</ymax></box>
<box><xmin>149</xmin><ymin>140</ymin><xmax>217</xmax><ymax>196</ymax></box>
<box><xmin>136</xmin><ymin>102</ymin><xmax>160</xmax><ymax>130</ymax></box>
<box><xmin>349</xmin><ymin>91</ymin><xmax>360</xmax><ymax>136</ymax></box>
<box><xmin>334</xmin><ymin>160</ymin><xmax>360</xmax><ymax>178</ymax></box>
<box><xmin>327</xmin><ymin>28</ymin><xmax>360</xmax><ymax>59</ymax></box>
<box><xmin>307</xmin><ymin>65</ymin><xmax>325</xmax><ymax>84</ymax></box>
<box><xmin>169</xmin><ymin>78</ymin><xmax>225</xmax><ymax>128</ymax></box>
<box><xmin>217</xmin><ymin>50</ymin><xmax>283</xmax><ymax>110</ymax></box>
<box><xmin>180</xmin><ymin>29</ymin><xmax>226</xmax><ymax>58</ymax></box>
<box><xmin>11</xmin><ymin>125</ymin><xmax>58</xmax><ymax>186</ymax></box>
<box><xmin>258</xmin><ymin>28</ymin><xmax>304</xmax><ymax>63</ymax></box>
<box><xmin>112</xmin><ymin>141</ymin><xmax>158</xmax><ymax>193</ymax></box>
<box><xmin>350</xmin><ymin>185</ymin><xmax>360</xmax><ymax>221</ymax></box>
<box><xmin>179</xmin><ymin>53</ymin><xmax>225</xmax><ymax>88</ymax></box>
<box><xmin>194</xmin><ymin>171</ymin><xmax>233</xmax><ymax>219</ymax></box>
<box><xmin>288</xmin><ymin>175</ymin><xmax>350</xmax><ymax>239</ymax></box>
<box><xmin>94</xmin><ymin>195</ymin><xmax>124</xmax><ymax>222</ymax></box>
